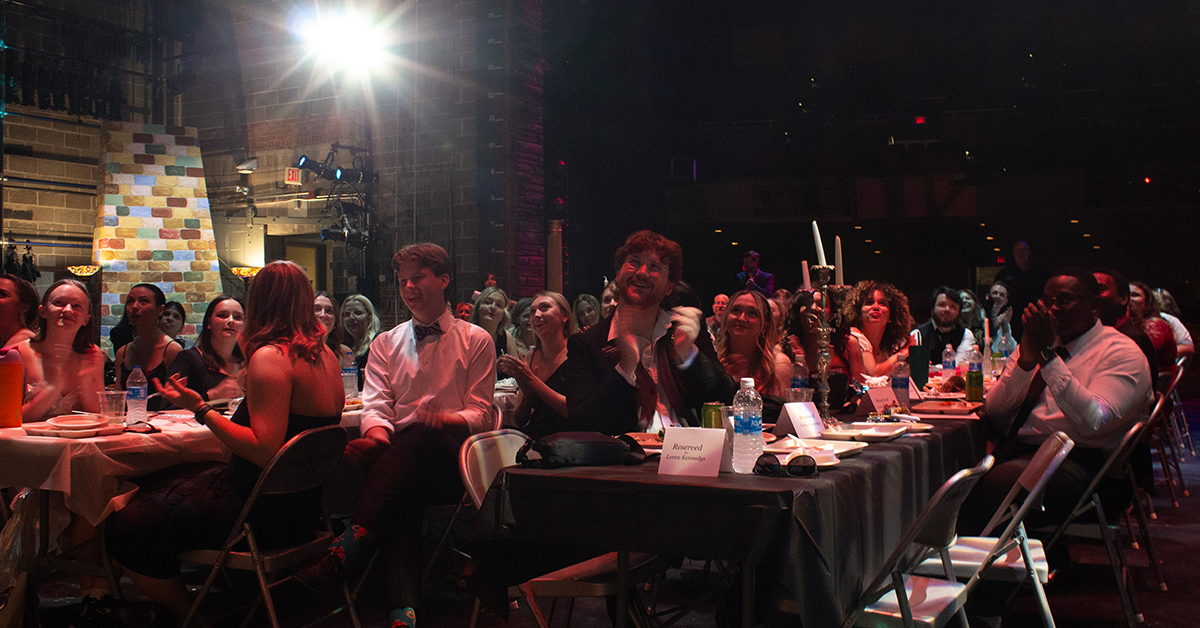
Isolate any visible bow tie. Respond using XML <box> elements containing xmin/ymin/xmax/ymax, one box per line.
<box><xmin>414</xmin><ymin>321</ymin><xmax>444</xmax><ymax>341</ymax></box>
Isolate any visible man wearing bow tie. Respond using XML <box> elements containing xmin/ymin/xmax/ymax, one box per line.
<box><xmin>301</xmin><ymin>243</ymin><xmax>494</xmax><ymax>626</ymax></box>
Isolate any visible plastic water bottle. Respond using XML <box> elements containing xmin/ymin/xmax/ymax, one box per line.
<box><xmin>342</xmin><ymin>350</ymin><xmax>359</xmax><ymax>400</ymax></box>
<box><xmin>732</xmin><ymin>378</ymin><xmax>764</xmax><ymax>474</ymax></box>
<box><xmin>790</xmin><ymin>356</ymin><xmax>808</xmax><ymax>401</ymax></box>
<box><xmin>941</xmin><ymin>343</ymin><xmax>956</xmax><ymax>382</ymax></box>
<box><xmin>966</xmin><ymin>346</ymin><xmax>984</xmax><ymax>402</ymax></box>
<box><xmin>991</xmin><ymin>326</ymin><xmax>1016</xmax><ymax>377</ymax></box>
<box><xmin>890</xmin><ymin>357</ymin><xmax>910</xmax><ymax>407</ymax></box>
<box><xmin>126</xmin><ymin>365</ymin><xmax>148</xmax><ymax>425</ymax></box>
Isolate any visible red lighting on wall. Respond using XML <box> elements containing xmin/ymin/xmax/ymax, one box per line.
<box><xmin>915</xmin><ymin>116</ymin><xmax>925</xmax><ymax>124</ymax></box>
<box><xmin>1143</xmin><ymin>177</ymin><xmax>1151</xmax><ymax>184</ymax></box>
<box><xmin>997</xmin><ymin>256</ymin><xmax>1006</xmax><ymax>264</ymax></box>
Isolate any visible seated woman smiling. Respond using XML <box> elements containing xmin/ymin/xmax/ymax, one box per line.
<box><xmin>715</xmin><ymin>289</ymin><xmax>790</xmax><ymax>397</ymax></box>
<box><xmin>167</xmin><ymin>295</ymin><xmax>245</xmax><ymax>403</ymax></box>
<box><xmin>18</xmin><ymin>279</ymin><xmax>104</xmax><ymax>422</ymax></box>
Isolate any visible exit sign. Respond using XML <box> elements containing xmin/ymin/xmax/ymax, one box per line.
<box><xmin>284</xmin><ymin>167</ymin><xmax>302</xmax><ymax>185</ymax></box>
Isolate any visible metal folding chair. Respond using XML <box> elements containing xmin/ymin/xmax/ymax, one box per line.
<box><xmin>914</xmin><ymin>432</ymin><xmax>1075</xmax><ymax>628</ymax></box>
<box><xmin>177</xmin><ymin>425</ymin><xmax>357</xmax><ymax>628</ymax></box>
<box><xmin>460</xmin><ymin>430</ymin><xmax>671</xmax><ymax>628</ymax></box>
<box><xmin>1038</xmin><ymin>420</ymin><xmax>1164</xmax><ymax>628</ymax></box>
<box><xmin>841</xmin><ymin>455</ymin><xmax>995</xmax><ymax>628</ymax></box>
<box><xmin>1168</xmin><ymin>355</ymin><xmax>1193</xmax><ymax>456</ymax></box>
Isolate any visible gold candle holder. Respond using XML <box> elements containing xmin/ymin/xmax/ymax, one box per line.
<box><xmin>810</xmin><ymin>265</ymin><xmax>850</xmax><ymax>427</ymax></box>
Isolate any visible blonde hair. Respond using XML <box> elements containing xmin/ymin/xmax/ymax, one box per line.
<box><xmin>715</xmin><ymin>289</ymin><xmax>782</xmax><ymax>396</ymax></box>
<box><xmin>342</xmin><ymin>294</ymin><xmax>381</xmax><ymax>357</ymax></box>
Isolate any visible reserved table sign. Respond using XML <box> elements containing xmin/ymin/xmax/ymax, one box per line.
<box><xmin>776</xmin><ymin>402</ymin><xmax>823</xmax><ymax>438</ymax></box>
<box><xmin>856</xmin><ymin>386</ymin><xmax>900</xmax><ymax>415</ymax></box>
<box><xmin>659</xmin><ymin>426</ymin><xmax>726</xmax><ymax>477</ymax></box>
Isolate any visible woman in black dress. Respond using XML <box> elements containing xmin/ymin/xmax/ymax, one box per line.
<box><xmin>498</xmin><ymin>291</ymin><xmax>575</xmax><ymax>438</ymax></box>
<box><xmin>167</xmin><ymin>295</ymin><xmax>245</xmax><ymax>402</ymax></box>
<box><xmin>105</xmin><ymin>261</ymin><xmax>346</xmax><ymax>625</ymax></box>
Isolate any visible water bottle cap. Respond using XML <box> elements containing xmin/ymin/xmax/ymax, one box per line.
<box><xmin>134</xmin><ymin>365</ymin><xmax>142</xmax><ymax>370</ymax></box>
<box><xmin>740</xmin><ymin>377</ymin><xmax>755</xmax><ymax>388</ymax></box>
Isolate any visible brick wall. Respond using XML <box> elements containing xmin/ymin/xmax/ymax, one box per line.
<box><xmin>1</xmin><ymin>105</ymin><xmax>102</xmax><ymax>271</ymax></box>
<box><xmin>94</xmin><ymin>122</ymin><xmax>220</xmax><ymax>349</ymax></box>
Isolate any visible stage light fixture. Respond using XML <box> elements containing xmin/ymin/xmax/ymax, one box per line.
<box><xmin>296</xmin><ymin>9</ymin><xmax>391</xmax><ymax>81</ymax></box>
<box><xmin>335</xmin><ymin>167</ymin><xmax>363</xmax><ymax>184</ymax></box>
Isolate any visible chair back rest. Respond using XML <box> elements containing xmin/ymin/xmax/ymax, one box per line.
<box><xmin>460</xmin><ymin>429</ymin><xmax>532</xmax><ymax>508</ymax></box>
<box><xmin>980</xmin><ymin>431</ymin><xmax>1075</xmax><ymax>536</ymax></box>
<box><xmin>1143</xmin><ymin>391</ymin><xmax>1171</xmax><ymax>436</ymax></box>
<box><xmin>1165</xmin><ymin>355</ymin><xmax>1189</xmax><ymax>397</ymax></box>
<box><xmin>251</xmin><ymin>425</ymin><xmax>349</xmax><ymax>498</ymax></box>
<box><xmin>869</xmin><ymin>455</ymin><xmax>993</xmax><ymax>590</ymax></box>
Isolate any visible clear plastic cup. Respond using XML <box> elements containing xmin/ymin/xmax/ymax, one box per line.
<box><xmin>98</xmin><ymin>390</ymin><xmax>128</xmax><ymax>425</ymax></box>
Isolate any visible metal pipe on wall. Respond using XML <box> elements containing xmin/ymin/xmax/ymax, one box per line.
<box><xmin>547</xmin><ymin>219</ymin><xmax>563</xmax><ymax>294</ymax></box>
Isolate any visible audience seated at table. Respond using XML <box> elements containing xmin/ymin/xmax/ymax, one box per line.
<box><xmin>471</xmin><ymin>286</ymin><xmax>520</xmax><ymax>365</ymax></box>
<box><xmin>705</xmin><ymin>292</ymin><xmax>728</xmax><ymax>338</ymax></box>
<box><xmin>342</xmin><ymin>293</ymin><xmax>381</xmax><ymax>389</ymax></box>
<box><xmin>782</xmin><ymin>290</ymin><xmax>853</xmax><ymax>411</ymax></box>
<box><xmin>114</xmin><ymin>283</ymin><xmax>182</xmax><ymax>412</ymax></box>
<box><xmin>508</xmin><ymin>296</ymin><xmax>535</xmax><ymax>355</ymax></box>
<box><xmin>986</xmin><ymin>279</ymin><xmax>1014</xmax><ymax>342</ymax></box>
<box><xmin>1129</xmin><ymin>280</ymin><xmax>1177</xmax><ymax>382</ymax></box>
<box><xmin>167</xmin><ymin>295</ymin><xmax>245</xmax><ymax>403</ymax></box>
<box><xmin>315</xmin><ymin>291</ymin><xmax>355</xmax><ymax>366</ymax></box>
<box><xmin>105</xmin><ymin>260</ymin><xmax>345</xmax><ymax>626</ymax></box>
<box><xmin>298</xmin><ymin>243</ymin><xmax>495</xmax><ymax>628</ymax></box>
<box><xmin>564</xmin><ymin>230</ymin><xmax>735</xmax><ymax>434</ymax></box>
<box><xmin>910</xmin><ymin>285</ymin><xmax>975</xmax><ymax>369</ymax></box>
<box><xmin>716</xmin><ymin>289</ymin><xmax>790</xmax><ymax>398</ymax></box>
<box><xmin>18</xmin><ymin>279</ymin><xmax>105</xmax><ymax>423</ymax></box>
<box><xmin>158</xmin><ymin>301</ymin><xmax>188</xmax><ymax>349</ymax></box>
<box><xmin>963</xmin><ymin>268</ymin><xmax>1152</xmax><ymax>537</ymax></box>
<box><xmin>841</xmin><ymin>280</ymin><xmax>914</xmax><ymax>380</ymax></box>
<box><xmin>572</xmin><ymin>293</ymin><xmax>601</xmax><ymax>332</ymax></box>
<box><xmin>958</xmin><ymin>287</ymin><xmax>986</xmax><ymax>348</ymax></box>
<box><xmin>500</xmin><ymin>291</ymin><xmax>575</xmax><ymax>439</ymax></box>
<box><xmin>0</xmin><ymin>273</ymin><xmax>39</xmax><ymax>350</ymax></box>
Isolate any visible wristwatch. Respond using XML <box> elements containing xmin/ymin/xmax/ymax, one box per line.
<box><xmin>1038</xmin><ymin>347</ymin><xmax>1058</xmax><ymax>366</ymax></box>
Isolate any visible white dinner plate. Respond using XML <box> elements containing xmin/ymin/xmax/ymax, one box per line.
<box><xmin>47</xmin><ymin>415</ymin><xmax>108</xmax><ymax>430</ymax></box>
<box><xmin>851</xmin><ymin>421</ymin><xmax>934</xmax><ymax>433</ymax></box>
<box><xmin>764</xmin><ymin>437</ymin><xmax>868</xmax><ymax>457</ymax></box>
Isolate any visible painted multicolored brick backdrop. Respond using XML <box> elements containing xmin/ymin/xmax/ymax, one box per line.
<box><xmin>93</xmin><ymin>121</ymin><xmax>220</xmax><ymax>349</ymax></box>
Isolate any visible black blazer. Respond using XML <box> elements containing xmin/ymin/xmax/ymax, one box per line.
<box><xmin>563</xmin><ymin>313</ymin><xmax>737</xmax><ymax>436</ymax></box>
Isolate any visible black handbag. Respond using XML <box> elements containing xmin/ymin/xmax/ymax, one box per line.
<box><xmin>516</xmin><ymin>431</ymin><xmax>647</xmax><ymax>468</ymax></box>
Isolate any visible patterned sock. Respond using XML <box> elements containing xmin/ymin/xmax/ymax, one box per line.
<box><xmin>389</xmin><ymin>606</ymin><xmax>416</xmax><ymax>628</ymax></box>
<box><xmin>328</xmin><ymin>523</ymin><xmax>375</xmax><ymax>571</ymax></box>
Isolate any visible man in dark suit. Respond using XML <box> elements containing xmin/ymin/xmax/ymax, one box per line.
<box><xmin>565</xmin><ymin>230</ymin><xmax>736</xmax><ymax>435</ymax></box>
<box><xmin>736</xmin><ymin>250</ymin><xmax>774</xmax><ymax>296</ymax></box>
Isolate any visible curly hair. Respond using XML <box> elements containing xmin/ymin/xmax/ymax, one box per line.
<box><xmin>840</xmin><ymin>280</ymin><xmax>914</xmax><ymax>356</ymax></box>
<box><xmin>716</xmin><ymin>289</ymin><xmax>782</xmax><ymax>395</ymax></box>
<box><xmin>613</xmin><ymin>230</ymin><xmax>683</xmax><ymax>284</ymax></box>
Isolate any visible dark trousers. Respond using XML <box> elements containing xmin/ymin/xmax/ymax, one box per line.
<box><xmin>959</xmin><ymin>443</ymin><xmax>1108</xmax><ymax>538</ymax></box>
<box><xmin>352</xmin><ymin>422</ymin><xmax>466</xmax><ymax>539</ymax></box>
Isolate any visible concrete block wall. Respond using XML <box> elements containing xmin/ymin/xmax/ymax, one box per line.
<box><xmin>1</xmin><ymin>105</ymin><xmax>102</xmax><ymax>270</ymax></box>
<box><xmin>94</xmin><ymin>122</ymin><xmax>221</xmax><ymax>349</ymax></box>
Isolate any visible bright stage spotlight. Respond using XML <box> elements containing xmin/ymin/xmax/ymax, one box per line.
<box><xmin>296</xmin><ymin>9</ymin><xmax>391</xmax><ymax>81</ymax></box>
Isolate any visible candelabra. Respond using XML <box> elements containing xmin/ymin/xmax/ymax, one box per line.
<box><xmin>809</xmin><ymin>265</ymin><xmax>850</xmax><ymax>426</ymax></box>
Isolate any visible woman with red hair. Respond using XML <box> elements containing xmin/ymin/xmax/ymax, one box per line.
<box><xmin>105</xmin><ymin>260</ymin><xmax>346</xmax><ymax>625</ymax></box>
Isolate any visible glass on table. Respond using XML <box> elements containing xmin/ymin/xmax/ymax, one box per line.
<box><xmin>785</xmin><ymin>388</ymin><xmax>814</xmax><ymax>403</ymax></box>
<box><xmin>97</xmin><ymin>390</ymin><xmax>128</xmax><ymax>425</ymax></box>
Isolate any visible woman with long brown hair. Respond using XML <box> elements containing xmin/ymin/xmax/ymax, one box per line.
<box><xmin>105</xmin><ymin>260</ymin><xmax>345</xmax><ymax>625</ymax></box>
<box><xmin>841</xmin><ymin>280</ymin><xmax>915</xmax><ymax>380</ymax></box>
<box><xmin>715</xmin><ymin>289</ymin><xmax>790</xmax><ymax>397</ymax></box>
<box><xmin>167</xmin><ymin>295</ymin><xmax>245</xmax><ymax>402</ymax></box>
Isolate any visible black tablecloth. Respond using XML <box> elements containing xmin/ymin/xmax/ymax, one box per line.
<box><xmin>468</xmin><ymin>419</ymin><xmax>987</xmax><ymax>628</ymax></box>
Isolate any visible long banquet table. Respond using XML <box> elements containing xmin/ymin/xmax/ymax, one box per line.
<box><xmin>469</xmin><ymin>418</ymin><xmax>988</xmax><ymax>628</ymax></box>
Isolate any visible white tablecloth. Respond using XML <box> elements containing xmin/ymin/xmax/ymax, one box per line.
<box><xmin>0</xmin><ymin>419</ymin><xmax>229</xmax><ymax>526</ymax></box>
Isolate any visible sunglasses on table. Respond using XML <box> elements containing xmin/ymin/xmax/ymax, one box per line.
<box><xmin>753</xmin><ymin>453</ymin><xmax>819</xmax><ymax>478</ymax></box>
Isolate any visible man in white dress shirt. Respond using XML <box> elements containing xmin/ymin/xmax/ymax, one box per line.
<box><xmin>964</xmin><ymin>268</ymin><xmax>1152</xmax><ymax>535</ymax></box>
<box><xmin>300</xmin><ymin>243</ymin><xmax>495</xmax><ymax>628</ymax></box>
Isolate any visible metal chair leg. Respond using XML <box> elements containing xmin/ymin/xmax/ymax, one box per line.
<box><xmin>1094</xmin><ymin>496</ymin><xmax>1143</xmax><ymax>627</ymax></box>
<box><xmin>1129</xmin><ymin>482</ymin><xmax>1167</xmax><ymax>592</ymax></box>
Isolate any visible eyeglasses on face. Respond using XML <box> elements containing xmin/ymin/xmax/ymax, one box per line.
<box><xmin>753</xmin><ymin>453</ymin><xmax>819</xmax><ymax>478</ymax></box>
<box><xmin>622</xmin><ymin>256</ymin><xmax>668</xmax><ymax>277</ymax></box>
